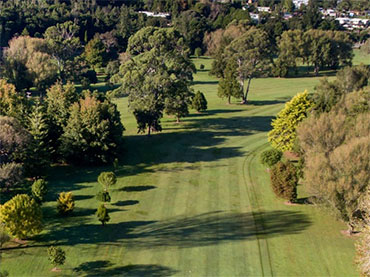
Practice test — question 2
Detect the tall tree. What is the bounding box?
[44,21,81,80]
[225,27,271,104]
[217,61,242,104]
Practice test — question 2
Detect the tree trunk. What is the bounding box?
[147,125,151,136]
[228,96,231,104]
[176,116,180,123]
[243,77,252,104]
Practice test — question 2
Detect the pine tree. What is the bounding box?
[27,102,51,177]
[192,91,208,112]
[217,62,242,104]
[31,179,48,203]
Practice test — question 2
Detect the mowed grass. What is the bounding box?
[1,56,364,276]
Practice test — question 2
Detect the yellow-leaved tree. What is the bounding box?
[268,90,313,152]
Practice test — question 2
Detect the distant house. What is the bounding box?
[138,11,170,19]
[257,7,271,13]
[250,13,260,22]
[292,0,308,9]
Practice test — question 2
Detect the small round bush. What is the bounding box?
[47,246,66,268]
[270,161,298,202]
[260,149,282,167]
[98,171,117,189]
[31,179,48,203]
[96,190,111,203]
[200,64,205,70]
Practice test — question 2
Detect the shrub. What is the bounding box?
[200,64,205,70]
[57,192,75,215]
[96,190,111,203]
[192,91,208,112]
[0,162,24,191]
[47,246,66,268]
[270,161,298,202]
[260,149,282,167]
[96,204,110,226]
[97,172,117,189]
[31,179,47,203]
[0,194,42,239]
[194,47,202,58]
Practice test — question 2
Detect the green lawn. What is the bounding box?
[1,58,360,276]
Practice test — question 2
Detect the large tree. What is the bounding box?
[298,88,370,233]
[60,91,124,164]
[225,27,271,104]
[217,61,242,104]
[117,27,195,134]
[1,36,58,91]
[44,21,81,80]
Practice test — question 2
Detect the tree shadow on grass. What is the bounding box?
[192,80,219,85]
[114,200,139,207]
[39,210,310,248]
[73,261,178,277]
[248,99,290,106]
[120,185,156,192]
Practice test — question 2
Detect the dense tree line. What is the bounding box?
[264,65,370,273]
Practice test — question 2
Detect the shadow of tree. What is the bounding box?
[39,210,311,248]
[73,261,178,277]
[114,200,139,207]
[120,186,156,192]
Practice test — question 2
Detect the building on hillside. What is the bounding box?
[138,11,170,18]
[292,0,308,9]
[257,6,271,13]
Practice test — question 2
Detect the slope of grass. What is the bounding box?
[1,58,357,276]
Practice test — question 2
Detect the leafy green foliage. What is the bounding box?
[194,47,202,57]
[98,172,117,189]
[47,246,66,267]
[268,91,313,152]
[0,223,11,248]
[192,91,208,112]
[60,92,124,164]
[96,204,110,226]
[0,163,24,191]
[96,190,111,203]
[26,103,51,176]
[0,194,42,239]
[83,36,106,69]
[57,192,74,215]
[225,27,271,103]
[217,61,242,104]
[260,149,283,168]
[31,179,47,203]
[270,161,298,202]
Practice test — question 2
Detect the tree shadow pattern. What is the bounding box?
[38,210,311,249]
[73,261,178,277]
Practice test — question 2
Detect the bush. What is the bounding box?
[97,172,117,189]
[0,194,42,239]
[0,162,24,191]
[194,47,202,58]
[47,246,66,268]
[96,190,111,203]
[200,64,205,70]
[31,179,47,203]
[96,204,110,226]
[260,149,282,167]
[270,161,298,202]
[57,192,75,215]
[192,91,208,112]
